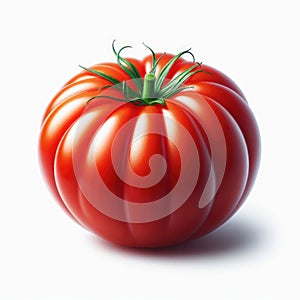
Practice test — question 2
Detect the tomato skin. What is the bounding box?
[39,54,260,248]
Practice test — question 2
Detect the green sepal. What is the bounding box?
[79,65,121,85]
[155,49,195,92]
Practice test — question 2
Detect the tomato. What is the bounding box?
[38,42,260,248]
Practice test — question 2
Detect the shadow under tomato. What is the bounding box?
[88,216,266,259]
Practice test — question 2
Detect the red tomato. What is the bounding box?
[38,42,260,247]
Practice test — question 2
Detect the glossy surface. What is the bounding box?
[38,54,261,248]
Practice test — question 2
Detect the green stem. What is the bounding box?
[83,42,206,106]
[142,73,156,101]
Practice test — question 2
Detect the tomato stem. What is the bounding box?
[82,41,208,106]
[142,73,156,101]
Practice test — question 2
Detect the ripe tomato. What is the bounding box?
[39,42,260,248]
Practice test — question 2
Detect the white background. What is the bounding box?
[2,1,300,299]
